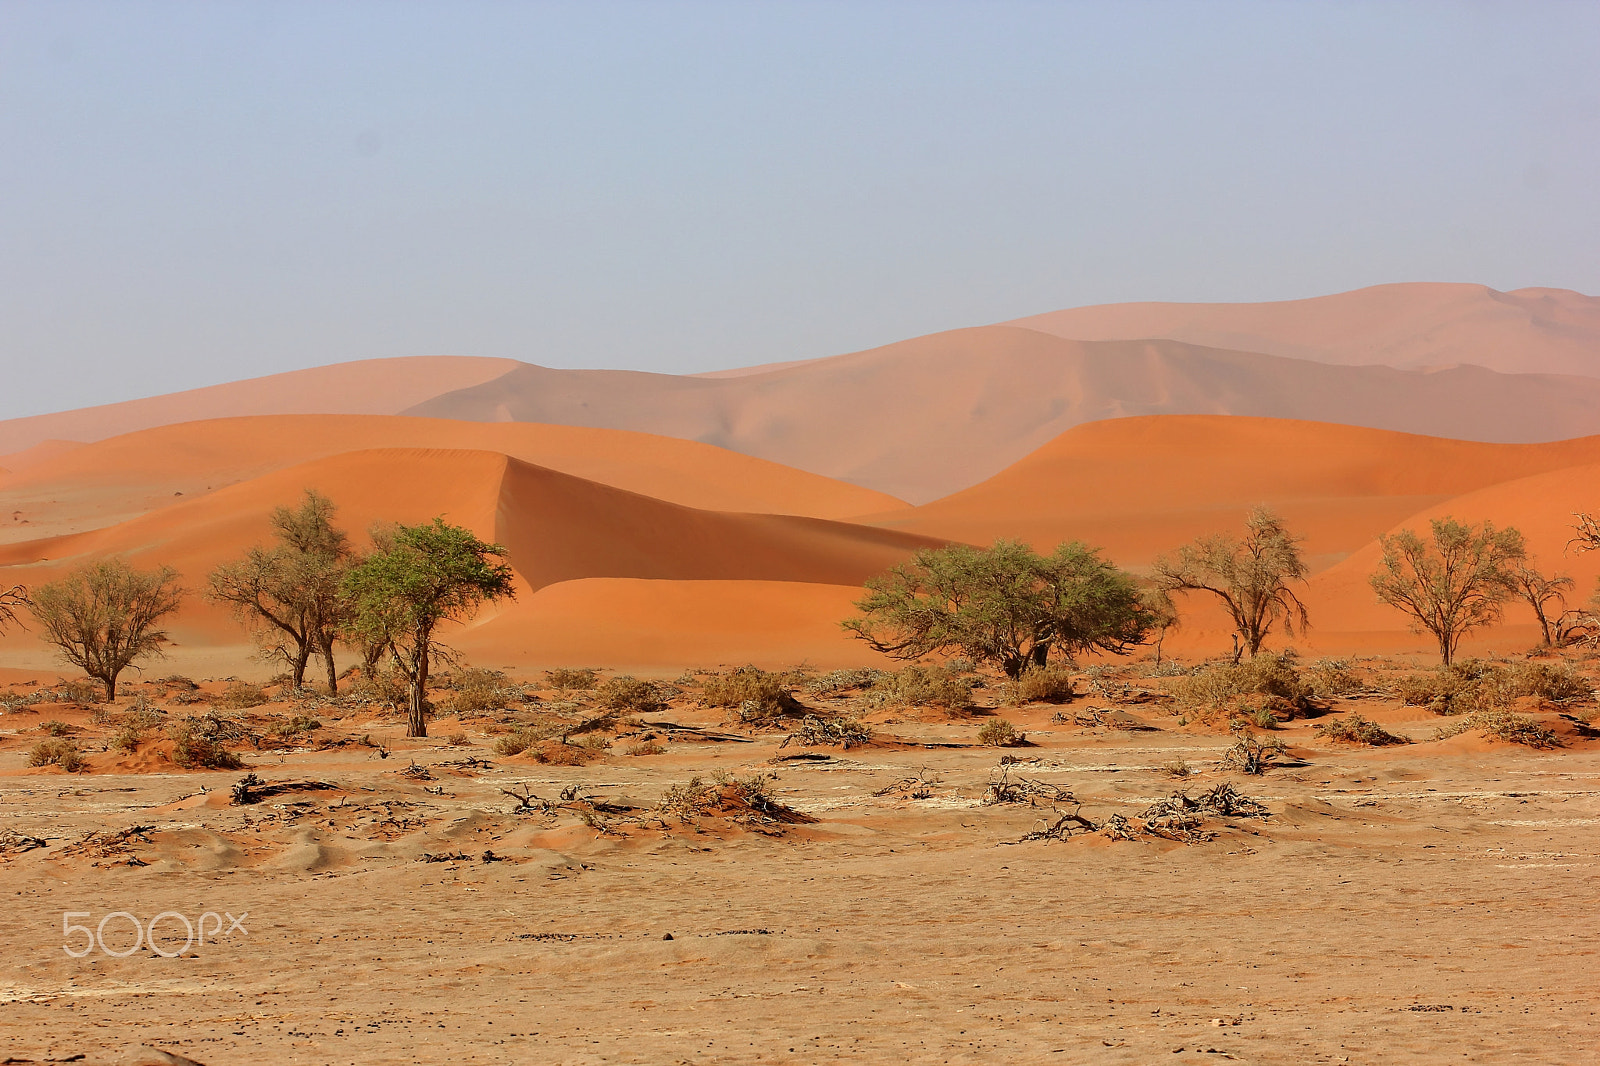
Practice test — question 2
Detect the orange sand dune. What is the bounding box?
[454,579,892,673]
[410,327,1600,502]
[0,355,518,457]
[1010,282,1600,377]
[0,414,903,545]
[0,447,940,665]
[863,416,1600,573]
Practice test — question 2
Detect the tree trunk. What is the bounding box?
[1438,629,1453,667]
[317,632,338,696]
[100,672,117,702]
[290,643,312,688]
[407,632,430,738]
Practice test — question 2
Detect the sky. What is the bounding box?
[2,1,1598,419]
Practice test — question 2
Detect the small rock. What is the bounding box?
[662,933,674,941]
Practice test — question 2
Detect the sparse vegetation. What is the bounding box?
[699,666,802,721]
[1167,651,1311,723]
[804,668,883,698]
[1153,507,1310,659]
[1313,712,1411,746]
[212,681,269,710]
[656,771,814,830]
[1369,517,1526,665]
[846,539,1155,678]
[1396,659,1592,716]
[595,675,666,715]
[1012,663,1076,704]
[1434,709,1562,748]
[38,719,78,737]
[860,665,975,711]
[780,715,873,749]
[167,721,246,770]
[624,740,666,756]
[445,669,521,715]
[28,737,86,772]
[977,718,1025,747]
[1303,658,1363,698]
[1219,727,1290,774]
[29,557,185,701]
[543,668,599,693]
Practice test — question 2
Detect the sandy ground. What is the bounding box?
[2,680,1597,1064]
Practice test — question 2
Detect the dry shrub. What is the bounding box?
[1012,664,1076,704]
[110,724,142,753]
[595,676,666,715]
[167,722,245,770]
[212,682,268,710]
[59,679,106,704]
[445,669,521,715]
[1219,727,1289,774]
[543,667,599,693]
[699,666,803,722]
[446,732,469,746]
[1304,658,1363,698]
[350,669,409,705]
[780,715,873,749]
[266,715,321,740]
[38,719,78,737]
[1398,660,1593,716]
[1313,712,1411,747]
[977,718,1025,747]
[1168,652,1311,722]
[625,740,666,756]
[804,668,884,698]
[1434,710,1561,748]
[529,740,600,766]
[656,771,814,830]
[862,666,974,711]
[28,738,86,772]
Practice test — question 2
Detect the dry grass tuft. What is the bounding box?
[28,738,86,772]
[977,718,1026,747]
[1313,712,1411,747]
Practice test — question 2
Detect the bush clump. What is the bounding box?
[595,676,666,716]
[212,682,268,710]
[110,724,143,753]
[445,669,522,715]
[862,666,975,711]
[167,723,245,770]
[28,738,86,772]
[38,719,79,737]
[1304,658,1364,698]
[1167,651,1312,722]
[1435,710,1562,748]
[1398,660,1593,716]
[1313,712,1411,747]
[804,668,885,697]
[266,715,322,740]
[977,718,1025,747]
[780,715,873,749]
[1012,664,1076,704]
[543,667,599,693]
[699,666,803,722]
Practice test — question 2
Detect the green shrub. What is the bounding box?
[28,738,86,772]
[1013,664,1076,704]
[977,718,1025,747]
[1313,713,1410,747]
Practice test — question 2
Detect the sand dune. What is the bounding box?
[0,355,518,457]
[863,415,1600,573]
[408,327,1600,501]
[0,414,903,545]
[0,446,941,665]
[1010,282,1600,377]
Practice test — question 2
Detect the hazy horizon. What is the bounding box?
[3,1,1598,418]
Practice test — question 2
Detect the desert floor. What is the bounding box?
[1,670,1597,1065]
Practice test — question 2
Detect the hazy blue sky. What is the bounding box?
[2,1,1597,418]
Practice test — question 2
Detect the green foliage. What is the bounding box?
[1153,507,1309,658]
[207,490,353,692]
[1313,713,1411,746]
[845,539,1153,678]
[343,519,516,737]
[977,718,1025,747]
[1369,517,1526,665]
[30,557,184,700]
[28,737,86,772]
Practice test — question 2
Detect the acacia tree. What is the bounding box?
[0,584,25,632]
[1509,562,1574,647]
[843,539,1153,679]
[1151,507,1310,659]
[208,490,352,692]
[342,519,515,737]
[30,558,184,700]
[1369,517,1525,666]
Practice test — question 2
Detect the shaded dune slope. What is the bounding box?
[1010,282,1600,377]
[409,327,1600,502]
[0,414,903,545]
